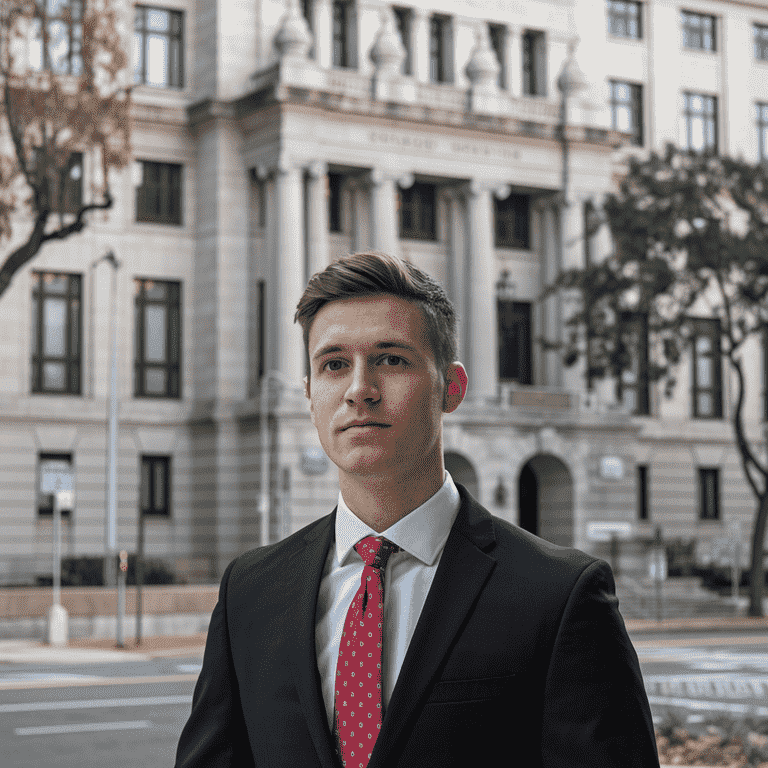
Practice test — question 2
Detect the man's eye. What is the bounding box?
[323,360,345,372]
[381,355,405,366]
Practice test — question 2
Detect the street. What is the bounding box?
[0,654,201,768]
[2,631,768,765]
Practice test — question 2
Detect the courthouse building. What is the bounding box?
[1,0,768,584]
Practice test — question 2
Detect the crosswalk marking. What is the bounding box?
[644,674,768,699]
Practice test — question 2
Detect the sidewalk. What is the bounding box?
[0,633,207,664]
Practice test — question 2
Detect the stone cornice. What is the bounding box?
[186,98,238,130]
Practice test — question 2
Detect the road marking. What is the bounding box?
[633,635,768,649]
[647,695,768,717]
[15,720,152,736]
[636,648,768,671]
[0,672,199,691]
[0,673,97,683]
[176,663,202,674]
[0,694,192,713]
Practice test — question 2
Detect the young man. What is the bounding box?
[175,252,659,768]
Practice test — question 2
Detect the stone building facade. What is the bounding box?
[1,0,767,584]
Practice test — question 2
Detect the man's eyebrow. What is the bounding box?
[312,341,419,361]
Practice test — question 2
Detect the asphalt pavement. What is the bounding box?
[2,621,768,766]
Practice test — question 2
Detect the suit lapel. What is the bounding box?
[370,486,497,768]
[286,509,341,768]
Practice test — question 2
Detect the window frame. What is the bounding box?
[135,160,183,226]
[497,299,533,385]
[606,0,642,40]
[488,23,507,90]
[758,103,768,163]
[140,454,171,517]
[331,0,356,69]
[609,80,644,147]
[393,7,413,76]
[690,317,723,419]
[398,181,437,241]
[429,14,453,84]
[133,5,185,89]
[698,467,720,521]
[617,311,650,416]
[682,92,718,154]
[31,271,82,396]
[522,29,547,97]
[494,193,530,249]
[133,278,182,399]
[681,9,716,52]
[328,172,344,233]
[756,24,768,61]
[30,0,84,76]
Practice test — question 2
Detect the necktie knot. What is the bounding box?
[354,536,400,571]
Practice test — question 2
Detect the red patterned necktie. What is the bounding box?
[334,535,401,768]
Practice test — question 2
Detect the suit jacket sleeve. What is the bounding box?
[540,559,660,768]
[174,559,256,768]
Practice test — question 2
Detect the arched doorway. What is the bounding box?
[518,454,573,547]
[444,452,480,500]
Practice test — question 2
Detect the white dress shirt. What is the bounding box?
[314,470,461,730]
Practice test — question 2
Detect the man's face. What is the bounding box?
[304,295,463,482]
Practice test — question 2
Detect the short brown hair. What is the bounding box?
[294,252,458,391]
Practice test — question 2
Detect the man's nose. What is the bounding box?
[345,362,380,403]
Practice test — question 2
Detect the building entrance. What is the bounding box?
[518,454,573,547]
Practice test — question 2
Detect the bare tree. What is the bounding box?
[0,0,131,297]
[549,144,768,616]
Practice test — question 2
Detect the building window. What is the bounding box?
[429,14,453,84]
[691,318,722,418]
[29,0,83,75]
[136,161,183,225]
[328,172,343,233]
[133,6,184,88]
[31,272,82,395]
[399,182,436,240]
[38,453,73,518]
[698,467,720,521]
[617,312,650,416]
[31,150,84,216]
[393,7,412,76]
[637,465,649,520]
[134,279,181,398]
[610,80,643,146]
[488,23,507,89]
[498,301,533,385]
[682,10,716,52]
[494,193,530,249]
[756,24,768,61]
[758,103,768,163]
[681,93,717,153]
[332,0,356,68]
[522,30,547,96]
[607,1,642,39]
[141,455,171,516]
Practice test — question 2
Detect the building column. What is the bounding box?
[507,26,521,98]
[270,158,305,384]
[369,169,407,256]
[445,189,466,360]
[315,0,332,69]
[464,180,499,402]
[306,161,329,279]
[349,177,370,252]
[412,8,430,83]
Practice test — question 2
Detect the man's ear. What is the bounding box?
[443,363,468,414]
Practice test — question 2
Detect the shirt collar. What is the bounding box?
[334,470,461,567]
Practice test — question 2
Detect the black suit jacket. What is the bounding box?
[175,483,660,767]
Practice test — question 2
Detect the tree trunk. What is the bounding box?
[748,493,768,616]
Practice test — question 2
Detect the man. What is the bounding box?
[175,251,659,767]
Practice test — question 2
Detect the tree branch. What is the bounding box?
[731,355,767,498]
[0,209,48,297]
[40,190,113,244]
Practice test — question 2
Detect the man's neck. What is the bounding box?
[339,469,445,533]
